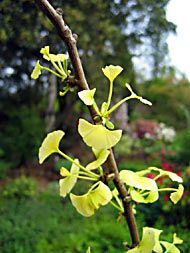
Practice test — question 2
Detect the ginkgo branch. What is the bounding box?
[35,0,139,247]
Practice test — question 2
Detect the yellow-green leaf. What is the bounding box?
[59,159,80,197]
[78,88,96,106]
[170,184,184,204]
[153,228,163,253]
[105,119,115,130]
[31,60,42,79]
[127,227,156,253]
[40,46,49,56]
[173,234,183,245]
[120,170,158,191]
[86,247,91,253]
[60,167,71,177]
[70,193,95,217]
[40,46,68,63]
[78,119,122,150]
[149,167,183,183]
[86,149,110,170]
[89,182,112,209]
[39,130,65,164]
[56,54,68,62]
[44,53,68,63]
[102,65,123,82]
[131,189,159,204]
[70,182,112,217]
[160,241,180,253]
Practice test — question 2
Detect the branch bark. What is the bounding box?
[35,0,139,247]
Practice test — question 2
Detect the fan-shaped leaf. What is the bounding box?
[160,241,180,253]
[127,227,156,253]
[70,193,94,217]
[70,181,112,217]
[78,119,122,150]
[170,184,184,204]
[59,159,80,197]
[120,170,158,191]
[31,60,42,79]
[39,130,65,164]
[173,234,183,245]
[40,46,49,56]
[89,182,112,209]
[78,88,96,106]
[102,65,123,82]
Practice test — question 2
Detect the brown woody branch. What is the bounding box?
[35,0,139,247]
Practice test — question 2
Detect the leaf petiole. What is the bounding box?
[42,66,63,78]
[110,200,124,212]
[106,80,113,111]
[58,150,99,179]
[106,94,138,115]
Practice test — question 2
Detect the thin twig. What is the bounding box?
[35,0,139,246]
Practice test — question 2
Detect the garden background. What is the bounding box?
[0,0,190,252]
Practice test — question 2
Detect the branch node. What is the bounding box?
[56,8,63,16]
[123,195,132,203]
[73,33,78,41]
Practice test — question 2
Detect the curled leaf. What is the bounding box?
[170,184,184,204]
[160,241,180,253]
[39,130,65,164]
[59,159,80,197]
[120,170,158,191]
[131,189,159,204]
[70,193,94,217]
[89,181,112,209]
[70,181,112,217]
[86,149,110,170]
[173,234,183,245]
[78,88,96,106]
[78,119,122,150]
[102,65,123,82]
[149,167,183,183]
[31,60,43,79]
[127,227,156,253]
[40,45,50,56]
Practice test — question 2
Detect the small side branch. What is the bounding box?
[35,0,139,246]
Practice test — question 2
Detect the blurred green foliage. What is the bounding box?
[171,129,190,165]
[0,180,187,252]
[2,175,37,199]
[139,75,190,129]
[0,106,44,167]
[0,185,139,253]
[0,149,12,179]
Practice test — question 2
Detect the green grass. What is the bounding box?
[0,180,188,253]
[0,185,137,253]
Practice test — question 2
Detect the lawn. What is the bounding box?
[0,178,188,253]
